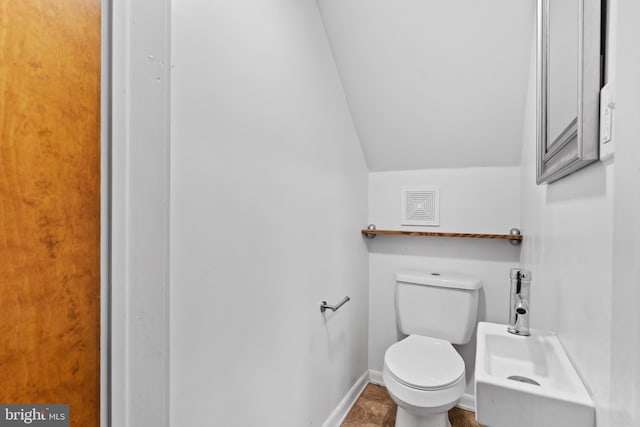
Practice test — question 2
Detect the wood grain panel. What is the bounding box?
[0,0,101,426]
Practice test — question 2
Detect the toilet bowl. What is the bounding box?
[386,270,481,427]
[383,335,466,427]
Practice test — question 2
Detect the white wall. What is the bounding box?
[519,23,615,423]
[519,1,640,425]
[367,167,521,397]
[169,1,369,426]
[606,0,640,425]
[317,0,534,171]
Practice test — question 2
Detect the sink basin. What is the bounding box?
[475,322,594,427]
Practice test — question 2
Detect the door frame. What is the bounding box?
[100,0,111,424]
[105,0,171,426]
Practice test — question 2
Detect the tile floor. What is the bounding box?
[342,384,483,427]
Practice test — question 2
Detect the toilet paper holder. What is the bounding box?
[320,296,350,313]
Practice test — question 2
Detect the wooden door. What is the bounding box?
[0,1,101,426]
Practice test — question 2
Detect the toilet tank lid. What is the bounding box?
[396,270,482,290]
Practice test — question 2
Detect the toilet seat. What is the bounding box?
[384,335,465,391]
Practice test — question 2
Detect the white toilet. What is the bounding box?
[382,270,482,427]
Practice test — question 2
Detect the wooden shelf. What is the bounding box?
[361,229,523,241]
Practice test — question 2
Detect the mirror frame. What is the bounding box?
[536,0,602,184]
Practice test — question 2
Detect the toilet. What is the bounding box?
[382,270,482,427]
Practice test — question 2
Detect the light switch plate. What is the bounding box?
[599,83,615,161]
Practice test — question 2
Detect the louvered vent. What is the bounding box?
[401,186,440,226]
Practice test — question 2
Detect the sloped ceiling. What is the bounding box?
[317,0,536,171]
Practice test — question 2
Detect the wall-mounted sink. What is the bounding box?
[475,322,594,427]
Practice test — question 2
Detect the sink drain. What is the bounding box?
[507,375,540,386]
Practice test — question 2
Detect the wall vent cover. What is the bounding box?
[401,186,440,226]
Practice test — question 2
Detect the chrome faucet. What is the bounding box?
[508,268,531,336]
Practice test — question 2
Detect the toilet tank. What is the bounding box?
[395,270,482,345]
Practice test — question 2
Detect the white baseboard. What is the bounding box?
[322,371,369,427]
[323,369,476,427]
[457,393,476,412]
[366,369,476,412]
[368,369,384,385]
